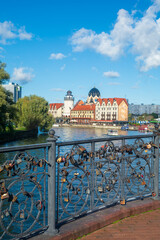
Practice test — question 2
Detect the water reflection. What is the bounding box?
[0,127,150,148]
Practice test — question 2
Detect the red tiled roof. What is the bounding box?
[72,104,95,111]
[49,103,63,110]
[97,98,128,106]
[114,98,128,106]
[74,100,84,107]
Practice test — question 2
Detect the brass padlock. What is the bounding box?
[64,197,69,202]
[98,186,103,193]
[57,157,63,163]
[38,159,43,167]
[20,210,25,219]
[141,180,146,185]
[120,199,126,205]
[106,185,111,191]
[17,158,22,164]
[1,192,9,200]
[61,178,66,183]
[0,165,4,173]
[5,163,13,171]
[74,172,79,176]
[12,195,18,203]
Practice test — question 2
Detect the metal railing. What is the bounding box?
[0,129,159,239]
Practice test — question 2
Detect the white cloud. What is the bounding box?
[107,82,120,86]
[11,67,35,84]
[50,88,66,92]
[49,53,66,60]
[103,71,120,78]
[70,0,160,72]
[0,21,33,44]
[60,64,66,71]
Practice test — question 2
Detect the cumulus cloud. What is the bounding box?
[11,67,35,84]
[0,21,33,44]
[49,53,66,60]
[50,88,66,92]
[70,0,160,72]
[103,71,120,78]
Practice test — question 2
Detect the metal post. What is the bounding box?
[46,129,58,235]
[121,138,125,202]
[153,133,159,200]
[90,142,95,210]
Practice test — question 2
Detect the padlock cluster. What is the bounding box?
[0,152,51,177]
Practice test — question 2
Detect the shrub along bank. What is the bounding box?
[0,128,38,144]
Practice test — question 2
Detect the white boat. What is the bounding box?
[52,124,60,127]
[107,129,118,136]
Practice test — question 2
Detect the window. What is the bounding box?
[107,113,111,120]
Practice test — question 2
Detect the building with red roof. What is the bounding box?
[49,103,64,118]
[96,98,128,122]
[70,103,95,124]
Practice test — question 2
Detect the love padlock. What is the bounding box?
[36,200,43,210]
[0,165,4,173]
[1,192,9,200]
[16,158,22,164]
[98,186,103,193]
[20,210,25,219]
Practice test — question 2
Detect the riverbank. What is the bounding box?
[60,123,138,131]
[0,128,38,144]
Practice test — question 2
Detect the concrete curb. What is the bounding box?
[32,198,160,240]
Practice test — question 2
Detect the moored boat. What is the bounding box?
[107,129,118,136]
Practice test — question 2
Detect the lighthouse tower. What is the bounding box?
[63,90,74,117]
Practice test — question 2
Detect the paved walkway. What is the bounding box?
[32,198,160,240]
[80,208,160,240]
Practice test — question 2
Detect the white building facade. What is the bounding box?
[63,90,74,117]
[95,98,128,121]
[49,103,64,118]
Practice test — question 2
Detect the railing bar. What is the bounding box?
[0,143,51,153]
[43,147,47,227]
[56,146,60,224]
[56,134,155,147]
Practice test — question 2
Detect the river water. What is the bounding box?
[0,127,150,148]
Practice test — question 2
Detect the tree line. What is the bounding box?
[0,62,53,133]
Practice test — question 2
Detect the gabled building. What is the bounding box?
[49,103,64,118]
[95,98,128,122]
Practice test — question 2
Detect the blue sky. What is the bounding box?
[0,0,160,104]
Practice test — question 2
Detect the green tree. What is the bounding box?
[0,62,17,132]
[0,62,10,84]
[16,95,53,131]
[0,86,17,132]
